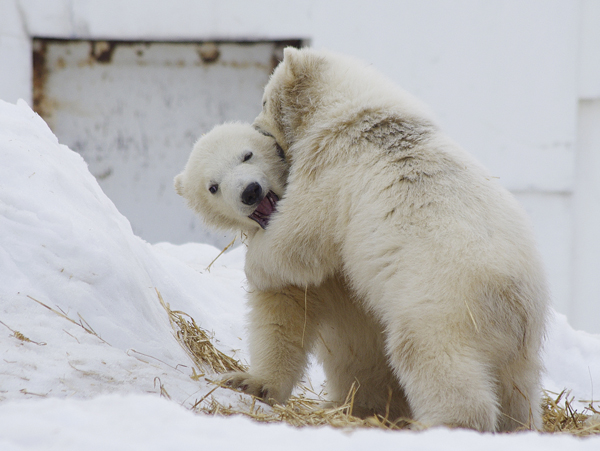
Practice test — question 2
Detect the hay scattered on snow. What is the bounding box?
[159,291,600,435]
[194,378,419,430]
[27,295,108,345]
[158,289,246,375]
[0,320,46,346]
[197,391,411,430]
[542,390,600,436]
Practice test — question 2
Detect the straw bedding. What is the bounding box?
[159,291,600,436]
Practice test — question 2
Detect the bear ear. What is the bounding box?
[283,46,299,62]
[283,47,302,77]
[282,47,322,81]
[174,174,184,196]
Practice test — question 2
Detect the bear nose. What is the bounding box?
[241,182,263,206]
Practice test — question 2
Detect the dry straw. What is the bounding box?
[0,320,46,346]
[158,290,600,435]
[542,390,600,436]
[157,289,245,374]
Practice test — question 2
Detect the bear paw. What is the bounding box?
[220,371,286,405]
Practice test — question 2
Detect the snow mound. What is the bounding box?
[0,99,248,404]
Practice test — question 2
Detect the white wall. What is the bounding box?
[572,0,600,336]
[1,0,598,333]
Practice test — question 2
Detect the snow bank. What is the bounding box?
[1,99,599,449]
[0,99,247,404]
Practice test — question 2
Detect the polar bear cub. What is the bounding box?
[175,123,410,420]
[246,48,549,432]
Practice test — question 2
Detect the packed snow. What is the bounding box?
[1,99,599,450]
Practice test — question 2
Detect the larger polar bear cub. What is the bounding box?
[176,123,410,420]
[246,48,549,432]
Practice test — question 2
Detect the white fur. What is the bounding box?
[175,123,287,232]
[175,122,410,420]
[244,48,549,432]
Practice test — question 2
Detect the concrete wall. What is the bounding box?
[1,0,599,333]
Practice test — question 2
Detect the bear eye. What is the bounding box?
[242,151,253,162]
[275,142,285,160]
[208,184,218,194]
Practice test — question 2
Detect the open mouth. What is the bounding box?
[248,191,279,229]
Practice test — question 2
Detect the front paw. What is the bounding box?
[220,371,286,405]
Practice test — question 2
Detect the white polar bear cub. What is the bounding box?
[176,123,411,421]
[246,48,549,432]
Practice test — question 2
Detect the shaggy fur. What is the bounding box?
[243,48,550,432]
[175,123,410,420]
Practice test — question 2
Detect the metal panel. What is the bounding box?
[33,39,297,246]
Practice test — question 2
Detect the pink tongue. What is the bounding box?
[248,191,279,229]
[255,194,275,216]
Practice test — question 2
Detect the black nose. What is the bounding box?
[241,182,263,205]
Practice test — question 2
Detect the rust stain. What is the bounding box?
[32,38,305,120]
[90,41,117,64]
[32,40,48,117]
[220,60,270,71]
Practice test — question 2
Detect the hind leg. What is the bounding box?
[315,285,411,420]
[317,336,410,420]
[384,309,501,431]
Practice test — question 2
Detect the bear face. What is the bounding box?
[174,123,288,232]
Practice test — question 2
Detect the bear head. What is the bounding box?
[253,47,435,155]
[253,47,327,154]
[174,123,288,232]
